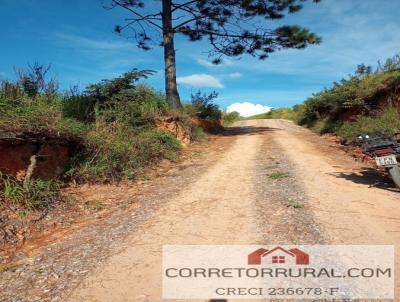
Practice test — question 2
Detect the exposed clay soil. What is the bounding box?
[1,119,400,302]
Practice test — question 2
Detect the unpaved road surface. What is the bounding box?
[2,119,400,301]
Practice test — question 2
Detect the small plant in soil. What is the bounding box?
[269,171,290,180]
[85,200,106,212]
[287,198,304,209]
[1,175,61,211]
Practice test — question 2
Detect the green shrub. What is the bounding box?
[269,171,290,180]
[338,107,400,142]
[185,90,222,120]
[0,175,60,210]
[62,93,96,123]
[296,55,400,128]
[62,72,168,126]
[309,118,341,134]
[191,125,207,141]
[139,130,181,159]
[96,84,168,127]
[67,127,181,182]
[222,111,240,125]
[0,92,87,138]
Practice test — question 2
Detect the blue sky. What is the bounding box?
[1,0,400,112]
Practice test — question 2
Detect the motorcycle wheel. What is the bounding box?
[387,165,400,189]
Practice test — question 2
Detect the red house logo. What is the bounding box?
[248,246,309,265]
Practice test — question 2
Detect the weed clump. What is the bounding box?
[222,111,240,126]
[269,171,290,180]
[338,107,400,142]
[0,174,60,210]
[287,198,303,209]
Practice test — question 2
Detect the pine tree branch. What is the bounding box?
[112,0,163,30]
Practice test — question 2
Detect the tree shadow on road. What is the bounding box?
[223,126,282,136]
[329,168,399,193]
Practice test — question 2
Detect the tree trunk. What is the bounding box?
[162,0,182,110]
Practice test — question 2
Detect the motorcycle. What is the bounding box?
[358,133,400,188]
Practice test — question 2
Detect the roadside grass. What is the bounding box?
[337,107,400,142]
[0,174,61,211]
[222,111,240,126]
[309,118,342,135]
[0,92,88,139]
[183,90,221,120]
[191,126,208,141]
[297,66,400,130]
[66,128,181,183]
[84,200,106,212]
[269,171,290,180]
[245,108,299,121]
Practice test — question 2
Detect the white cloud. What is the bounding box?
[177,74,224,88]
[227,72,242,79]
[226,102,272,117]
[197,58,233,68]
[55,32,132,50]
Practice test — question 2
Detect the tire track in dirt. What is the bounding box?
[252,119,325,245]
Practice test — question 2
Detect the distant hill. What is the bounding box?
[244,108,297,121]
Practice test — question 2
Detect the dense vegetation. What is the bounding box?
[0,65,223,210]
[253,54,400,142]
[182,90,239,126]
[184,91,222,120]
[222,111,241,126]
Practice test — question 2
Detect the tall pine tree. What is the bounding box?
[108,0,322,109]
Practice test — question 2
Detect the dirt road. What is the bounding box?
[2,119,400,301]
[68,119,400,301]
